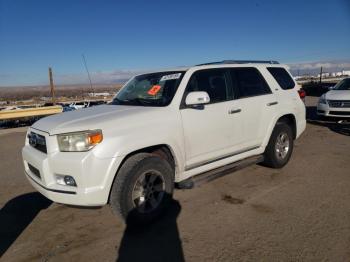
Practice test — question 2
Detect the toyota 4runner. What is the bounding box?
[22,60,306,224]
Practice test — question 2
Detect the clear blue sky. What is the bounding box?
[0,0,349,86]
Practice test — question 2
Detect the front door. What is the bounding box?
[180,68,243,170]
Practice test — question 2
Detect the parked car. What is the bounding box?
[85,100,106,108]
[62,105,76,112]
[317,78,350,118]
[2,106,20,111]
[22,60,306,224]
[69,101,87,110]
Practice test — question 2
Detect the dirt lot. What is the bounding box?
[1,97,350,261]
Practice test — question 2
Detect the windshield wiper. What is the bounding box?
[111,97,155,106]
[110,97,127,105]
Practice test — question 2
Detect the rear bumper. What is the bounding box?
[296,118,306,139]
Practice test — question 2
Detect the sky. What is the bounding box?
[0,0,350,86]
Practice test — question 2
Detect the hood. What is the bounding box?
[325,90,350,100]
[32,105,157,135]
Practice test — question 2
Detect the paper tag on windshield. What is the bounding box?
[148,85,162,95]
[160,73,182,81]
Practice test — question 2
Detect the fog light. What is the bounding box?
[55,175,77,187]
[64,176,77,187]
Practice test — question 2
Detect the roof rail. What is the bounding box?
[196,60,279,66]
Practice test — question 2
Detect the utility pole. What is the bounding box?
[319,66,323,84]
[48,67,56,105]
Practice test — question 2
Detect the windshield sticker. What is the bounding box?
[160,73,182,81]
[147,85,162,95]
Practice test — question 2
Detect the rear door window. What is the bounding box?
[267,67,295,90]
[229,68,272,98]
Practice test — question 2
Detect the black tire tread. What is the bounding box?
[110,153,150,219]
[109,153,174,223]
[263,122,294,168]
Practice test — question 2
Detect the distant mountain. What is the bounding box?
[287,59,350,76]
[0,84,122,101]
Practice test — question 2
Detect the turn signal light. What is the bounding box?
[88,132,103,145]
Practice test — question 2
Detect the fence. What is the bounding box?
[0,106,62,120]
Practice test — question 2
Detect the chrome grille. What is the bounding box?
[329,111,350,116]
[328,100,350,108]
[28,132,47,153]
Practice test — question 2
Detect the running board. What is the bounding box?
[177,155,264,189]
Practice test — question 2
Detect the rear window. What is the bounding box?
[267,67,295,90]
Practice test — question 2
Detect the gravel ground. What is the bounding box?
[0,97,350,262]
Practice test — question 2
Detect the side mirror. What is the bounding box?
[185,91,210,106]
[328,86,334,90]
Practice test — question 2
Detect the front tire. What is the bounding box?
[263,122,294,168]
[317,114,327,121]
[109,153,174,225]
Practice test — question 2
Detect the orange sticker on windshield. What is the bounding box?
[148,85,161,95]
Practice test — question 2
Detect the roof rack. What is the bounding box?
[196,60,279,66]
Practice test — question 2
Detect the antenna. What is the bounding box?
[82,54,94,96]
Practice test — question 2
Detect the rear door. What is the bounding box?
[229,67,277,148]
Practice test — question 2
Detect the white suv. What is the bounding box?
[22,60,306,224]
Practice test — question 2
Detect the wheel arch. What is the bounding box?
[263,113,297,148]
[262,114,296,168]
[277,114,297,139]
[107,144,178,204]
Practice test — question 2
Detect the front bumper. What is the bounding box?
[317,102,350,118]
[22,128,123,206]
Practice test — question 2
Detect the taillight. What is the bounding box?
[298,89,306,99]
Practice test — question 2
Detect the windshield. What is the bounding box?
[110,71,185,107]
[334,78,350,90]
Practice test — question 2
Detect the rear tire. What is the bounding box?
[109,153,174,225]
[263,122,294,168]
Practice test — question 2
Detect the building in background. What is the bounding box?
[342,70,350,76]
[88,92,110,97]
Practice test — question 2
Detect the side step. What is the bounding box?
[177,155,264,189]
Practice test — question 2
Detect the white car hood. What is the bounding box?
[325,90,350,100]
[32,105,157,135]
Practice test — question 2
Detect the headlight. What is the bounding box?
[319,96,327,104]
[57,130,103,152]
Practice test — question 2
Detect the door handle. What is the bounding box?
[267,101,278,106]
[228,109,241,114]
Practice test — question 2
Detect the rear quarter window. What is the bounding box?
[267,67,295,90]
